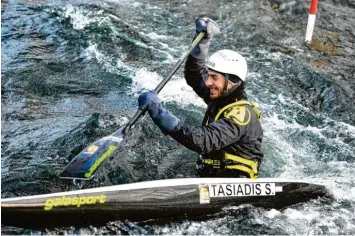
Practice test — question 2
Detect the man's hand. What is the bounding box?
[138,92,180,134]
[191,17,220,59]
[195,17,220,39]
[138,91,160,112]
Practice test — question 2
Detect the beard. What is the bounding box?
[209,86,223,100]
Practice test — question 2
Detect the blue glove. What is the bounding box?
[191,17,220,59]
[195,17,220,38]
[138,92,180,134]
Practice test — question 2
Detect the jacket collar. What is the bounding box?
[212,86,247,109]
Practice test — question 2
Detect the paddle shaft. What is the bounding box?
[124,32,206,133]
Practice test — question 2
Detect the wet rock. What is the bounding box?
[280,0,307,14]
[268,0,307,14]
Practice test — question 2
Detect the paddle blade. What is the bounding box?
[59,127,126,180]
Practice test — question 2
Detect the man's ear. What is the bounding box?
[227,82,234,90]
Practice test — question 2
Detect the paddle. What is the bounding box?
[60,32,206,180]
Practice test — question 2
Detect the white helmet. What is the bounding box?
[206,49,248,83]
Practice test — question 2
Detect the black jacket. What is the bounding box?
[168,55,263,174]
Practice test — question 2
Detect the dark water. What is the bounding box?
[1,0,355,234]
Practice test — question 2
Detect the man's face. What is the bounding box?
[205,71,227,100]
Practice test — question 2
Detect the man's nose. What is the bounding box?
[204,76,213,86]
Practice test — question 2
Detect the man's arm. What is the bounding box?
[168,105,260,154]
[184,55,210,104]
[184,18,220,104]
[138,93,261,155]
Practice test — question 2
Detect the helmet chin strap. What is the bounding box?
[221,74,242,98]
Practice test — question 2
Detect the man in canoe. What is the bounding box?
[138,18,263,179]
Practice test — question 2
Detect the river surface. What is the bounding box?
[1,0,355,234]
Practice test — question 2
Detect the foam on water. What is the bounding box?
[264,208,281,219]
[155,219,231,235]
[137,32,177,63]
[105,0,142,8]
[61,5,105,30]
[131,68,207,108]
[59,3,186,83]
[83,43,133,75]
[262,113,304,178]
[262,104,354,179]
[259,199,355,235]
[145,32,169,40]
